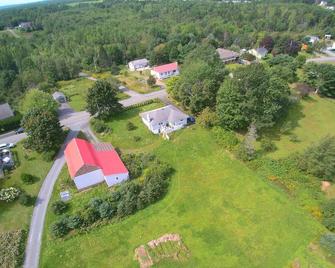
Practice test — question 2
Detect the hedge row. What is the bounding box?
[0,113,22,134]
[0,229,27,268]
[123,98,160,111]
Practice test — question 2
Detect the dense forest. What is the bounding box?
[0,0,335,106]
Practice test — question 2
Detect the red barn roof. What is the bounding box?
[64,138,128,178]
[152,62,178,73]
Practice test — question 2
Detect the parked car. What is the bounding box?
[0,143,15,150]
[15,127,24,134]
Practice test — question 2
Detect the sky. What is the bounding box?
[0,0,46,7]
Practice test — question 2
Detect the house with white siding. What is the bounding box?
[128,58,150,71]
[150,62,179,80]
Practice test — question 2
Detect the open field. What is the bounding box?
[57,78,128,111]
[117,69,161,94]
[94,102,165,150]
[0,143,53,232]
[264,94,335,158]
[41,114,329,267]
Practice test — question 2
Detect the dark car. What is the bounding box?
[15,127,24,134]
[187,116,196,125]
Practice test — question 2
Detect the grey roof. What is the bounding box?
[255,47,268,56]
[140,105,189,125]
[129,58,149,66]
[216,48,239,60]
[52,91,65,99]
[0,103,14,120]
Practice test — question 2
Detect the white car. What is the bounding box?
[0,143,15,150]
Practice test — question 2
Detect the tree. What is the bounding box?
[51,201,69,215]
[86,80,122,119]
[285,39,301,56]
[147,75,156,87]
[297,136,335,181]
[21,89,58,115]
[18,192,34,206]
[197,107,219,128]
[216,64,290,130]
[21,173,39,184]
[51,217,70,238]
[22,108,63,153]
[260,36,274,51]
[0,187,21,203]
[98,201,116,219]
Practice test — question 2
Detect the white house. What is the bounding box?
[64,138,129,191]
[216,48,239,63]
[150,62,179,80]
[140,105,189,134]
[249,47,268,60]
[306,35,320,45]
[128,58,149,71]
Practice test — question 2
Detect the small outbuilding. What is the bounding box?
[249,47,268,60]
[128,58,150,71]
[0,103,14,120]
[52,92,66,103]
[140,105,189,134]
[65,138,129,191]
[216,48,239,64]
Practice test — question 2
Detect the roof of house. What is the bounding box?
[254,47,268,56]
[0,103,14,120]
[152,62,178,73]
[140,105,189,125]
[216,48,239,60]
[129,58,149,66]
[64,138,128,178]
[52,91,65,99]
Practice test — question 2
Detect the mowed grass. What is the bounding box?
[41,126,328,267]
[95,102,165,150]
[265,94,335,158]
[0,143,53,232]
[57,78,128,112]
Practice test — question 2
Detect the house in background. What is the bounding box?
[325,34,332,40]
[140,105,189,134]
[65,138,129,191]
[151,62,179,80]
[18,22,33,31]
[0,103,14,121]
[128,58,150,71]
[52,92,66,103]
[249,47,268,60]
[305,35,320,45]
[216,48,239,64]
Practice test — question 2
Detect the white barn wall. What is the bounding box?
[104,172,129,187]
[74,169,105,190]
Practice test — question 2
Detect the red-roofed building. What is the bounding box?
[64,138,129,190]
[151,62,179,80]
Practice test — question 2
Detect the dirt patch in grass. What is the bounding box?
[134,233,190,267]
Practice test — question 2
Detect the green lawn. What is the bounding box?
[264,94,335,158]
[94,102,165,151]
[0,143,53,232]
[117,69,161,94]
[41,121,330,267]
[57,78,128,112]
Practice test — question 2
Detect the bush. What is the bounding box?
[0,113,22,134]
[18,192,34,206]
[212,126,239,150]
[91,119,112,133]
[41,150,57,162]
[67,215,83,229]
[322,199,335,231]
[126,121,137,131]
[51,217,70,238]
[0,229,26,268]
[147,75,156,86]
[289,134,300,143]
[21,173,39,184]
[320,233,335,255]
[99,201,116,219]
[260,138,277,152]
[0,187,21,202]
[197,107,219,129]
[133,136,141,142]
[51,201,69,215]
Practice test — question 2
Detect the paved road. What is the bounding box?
[307,56,335,63]
[0,131,26,145]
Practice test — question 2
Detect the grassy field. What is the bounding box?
[95,102,165,150]
[57,78,128,111]
[117,69,161,94]
[41,102,330,267]
[264,94,335,158]
[0,143,53,232]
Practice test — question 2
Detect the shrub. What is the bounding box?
[197,107,219,129]
[21,173,39,184]
[51,217,70,238]
[98,201,116,219]
[212,126,239,150]
[289,134,300,143]
[80,206,100,225]
[0,187,21,202]
[126,121,136,131]
[0,113,22,134]
[91,119,111,133]
[67,215,83,229]
[51,201,69,215]
[147,75,156,86]
[42,150,57,162]
[322,199,335,231]
[320,233,335,255]
[260,138,277,152]
[18,192,34,206]
[133,136,141,142]
[0,229,26,268]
